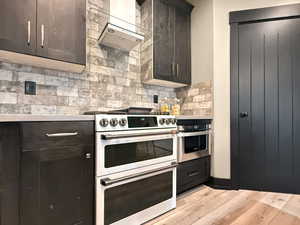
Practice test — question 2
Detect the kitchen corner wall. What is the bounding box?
[0,0,176,115]
[176,81,212,116]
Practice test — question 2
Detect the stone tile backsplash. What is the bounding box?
[0,0,176,115]
[0,0,212,116]
[176,81,213,116]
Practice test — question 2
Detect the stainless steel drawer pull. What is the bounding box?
[101,162,178,186]
[27,21,31,45]
[188,171,200,177]
[46,132,78,137]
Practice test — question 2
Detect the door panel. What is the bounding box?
[174,8,191,85]
[36,0,86,64]
[0,0,36,55]
[153,0,175,81]
[237,19,298,193]
[0,124,20,225]
[40,149,84,225]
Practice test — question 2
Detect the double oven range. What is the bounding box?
[95,114,178,225]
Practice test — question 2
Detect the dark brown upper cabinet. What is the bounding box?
[0,0,37,55]
[174,7,192,85]
[0,0,86,73]
[141,0,193,88]
[36,0,86,65]
[153,0,175,83]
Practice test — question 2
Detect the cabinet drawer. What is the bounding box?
[21,122,94,151]
[177,156,210,194]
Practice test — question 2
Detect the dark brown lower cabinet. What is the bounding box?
[177,156,211,194]
[0,124,20,225]
[0,121,95,225]
[20,122,94,225]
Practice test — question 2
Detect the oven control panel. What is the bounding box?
[96,115,177,132]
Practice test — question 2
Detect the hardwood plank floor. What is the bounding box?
[144,186,300,225]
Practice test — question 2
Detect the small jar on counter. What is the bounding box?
[171,98,181,116]
[160,97,170,115]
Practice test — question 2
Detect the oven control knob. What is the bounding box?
[99,118,109,127]
[171,119,177,125]
[110,118,118,127]
[166,118,172,125]
[119,118,127,127]
[159,118,165,125]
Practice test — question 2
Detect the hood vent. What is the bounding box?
[98,0,144,52]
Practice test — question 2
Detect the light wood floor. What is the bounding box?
[144,186,300,225]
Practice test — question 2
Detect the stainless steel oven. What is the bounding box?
[96,128,177,177]
[95,114,178,225]
[96,161,177,225]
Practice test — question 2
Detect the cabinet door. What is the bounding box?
[21,146,94,225]
[177,156,211,194]
[174,7,191,85]
[20,122,94,225]
[0,124,20,225]
[153,0,175,82]
[36,0,86,65]
[0,0,36,55]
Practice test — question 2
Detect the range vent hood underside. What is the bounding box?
[98,23,144,52]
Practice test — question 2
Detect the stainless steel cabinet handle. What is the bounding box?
[172,63,176,75]
[27,21,31,45]
[41,24,45,48]
[177,64,180,77]
[101,162,178,186]
[46,132,78,137]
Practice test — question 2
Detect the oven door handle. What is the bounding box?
[178,130,210,137]
[101,130,178,140]
[101,162,178,186]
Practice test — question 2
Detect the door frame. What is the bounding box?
[230,3,300,189]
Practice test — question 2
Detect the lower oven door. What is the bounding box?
[178,131,211,162]
[96,129,177,176]
[96,162,177,225]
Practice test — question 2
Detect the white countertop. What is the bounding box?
[176,115,213,120]
[0,114,212,122]
[0,114,95,122]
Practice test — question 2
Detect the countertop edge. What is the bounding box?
[0,115,95,122]
[176,115,213,120]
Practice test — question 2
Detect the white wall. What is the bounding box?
[188,0,214,84]
[213,0,300,179]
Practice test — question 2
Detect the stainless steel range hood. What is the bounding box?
[98,0,144,52]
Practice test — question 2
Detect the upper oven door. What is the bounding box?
[96,129,177,176]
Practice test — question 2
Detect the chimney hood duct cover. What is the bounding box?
[98,0,144,52]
